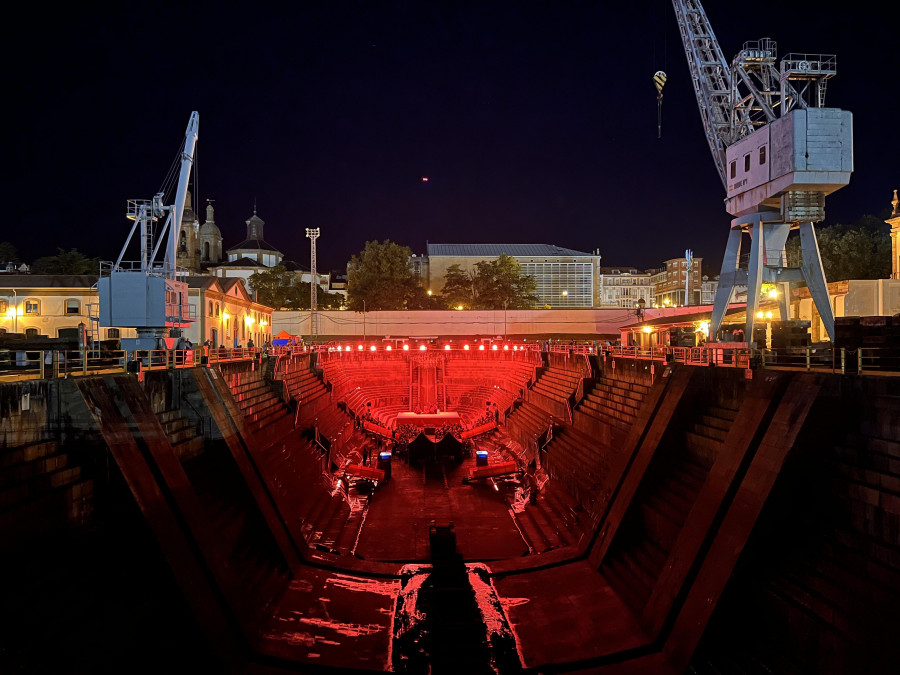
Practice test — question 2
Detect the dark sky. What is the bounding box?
[8,1,898,274]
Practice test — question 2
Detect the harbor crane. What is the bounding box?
[97,112,199,353]
[671,1,852,343]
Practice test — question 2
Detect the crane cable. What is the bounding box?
[653,0,668,139]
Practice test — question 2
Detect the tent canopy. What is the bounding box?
[274,330,294,339]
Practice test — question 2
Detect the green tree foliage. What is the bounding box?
[248,265,344,310]
[785,215,891,282]
[31,248,100,274]
[439,254,538,310]
[346,240,426,310]
[0,241,18,265]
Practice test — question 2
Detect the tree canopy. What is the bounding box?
[0,241,18,265]
[31,248,99,275]
[248,265,343,310]
[786,215,891,282]
[346,240,429,310]
[440,254,538,310]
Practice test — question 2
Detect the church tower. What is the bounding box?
[200,199,223,266]
[176,190,201,273]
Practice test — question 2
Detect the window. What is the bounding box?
[759,146,766,164]
[208,301,213,316]
[216,303,220,317]
[203,242,210,260]
[25,299,40,315]
[730,161,736,179]
[107,328,120,339]
[65,299,80,314]
[0,300,6,313]
[25,328,39,337]
[744,154,751,172]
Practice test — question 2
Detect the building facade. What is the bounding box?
[887,189,900,280]
[186,277,272,348]
[424,244,602,308]
[0,275,137,343]
[654,257,704,307]
[597,267,653,308]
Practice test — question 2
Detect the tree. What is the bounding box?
[785,217,890,282]
[438,254,538,310]
[346,240,425,310]
[248,265,303,309]
[248,265,345,310]
[0,241,18,265]
[31,248,99,274]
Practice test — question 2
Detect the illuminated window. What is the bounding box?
[744,154,750,172]
[759,146,766,164]
[730,161,736,179]
[0,300,6,313]
[65,299,80,314]
[25,299,40,315]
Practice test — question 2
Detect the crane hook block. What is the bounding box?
[654,71,667,139]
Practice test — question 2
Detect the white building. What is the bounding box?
[597,267,653,309]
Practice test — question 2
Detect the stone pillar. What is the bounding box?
[887,189,900,280]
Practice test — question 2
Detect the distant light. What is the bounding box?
[756,311,764,319]
[513,345,518,351]
[444,345,451,350]
[358,344,364,350]
[463,344,470,350]
[767,288,778,298]
[427,289,432,296]
[765,311,773,319]
[479,344,485,351]
[491,345,498,351]
[421,176,429,183]
[337,345,342,351]
[457,305,464,310]
[642,326,653,333]
[403,344,410,351]
[503,345,509,351]
[386,345,392,351]
[419,345,427,351]
[370,345,377,351]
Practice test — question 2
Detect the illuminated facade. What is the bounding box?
[597,267,653,308]
[424,243,602,308]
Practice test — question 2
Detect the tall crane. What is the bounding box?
[672,1,852,343]
[98,112,200,353]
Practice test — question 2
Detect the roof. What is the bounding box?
[0,275,100,288]
[227,238,282,254]
[599,266,647,275]
[185,276,221,290]
[211,257,268,268]
[427,243,594,258]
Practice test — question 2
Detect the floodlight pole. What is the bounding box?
[306,228,320,336]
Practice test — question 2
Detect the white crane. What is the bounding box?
[98,112,200,353]
[672,1,852,343]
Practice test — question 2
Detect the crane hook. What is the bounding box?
[654,71,667,138]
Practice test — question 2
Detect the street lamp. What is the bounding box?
[562,290,568,307]
[635,297,646,322]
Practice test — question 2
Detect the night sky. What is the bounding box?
[8,1,898,274]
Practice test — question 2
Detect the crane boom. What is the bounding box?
[671,0,732,188]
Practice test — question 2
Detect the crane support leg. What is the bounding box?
[710,226,742,340]
[798,222,835,341]
[744,216,766,345]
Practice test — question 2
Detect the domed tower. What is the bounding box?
[200,199,223,266]
[176,190,201,272]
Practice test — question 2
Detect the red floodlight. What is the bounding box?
[444,345,451,351]
[463,344,470,350]
[503,345,509,351]
[403,344,410,351]
[358,344,364,351]
[491,344,498,351]
[386,345,392,351]
[479,344,485,351]
[419,345,427,351]
[370,345,377,351]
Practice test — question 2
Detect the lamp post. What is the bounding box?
[562,290,568,308]
[636,297,646,322]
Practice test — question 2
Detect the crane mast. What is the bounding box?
[670,0,852,344]
[98,112,200,354]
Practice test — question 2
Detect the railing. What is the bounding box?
[0,346,260,381]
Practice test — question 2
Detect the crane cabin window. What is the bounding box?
[744,154,751,172]
[759,146,767,165]
[730,161,736,179]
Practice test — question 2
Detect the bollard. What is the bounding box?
[841,348,846,375]
[806,347,811,372]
